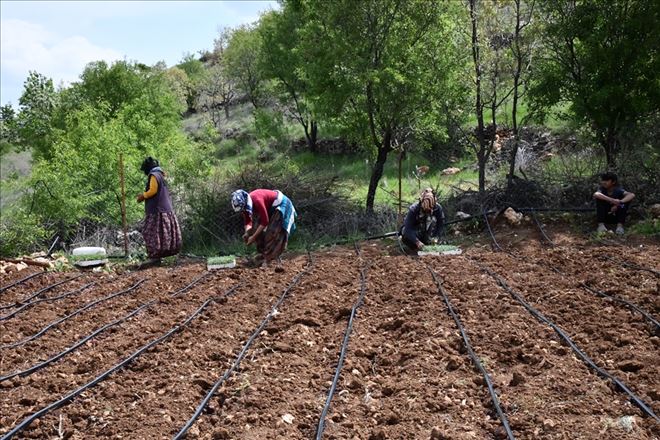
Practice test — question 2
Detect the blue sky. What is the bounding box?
[1,1,278,107]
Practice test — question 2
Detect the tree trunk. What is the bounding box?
[224,103,230,119]
[604,132,617,169]
[310,120,318,149]
[478,150,486,194]
[366,133,391,215]
[303,120,318,152]
[469,0,487,196]
[507,0,523,189]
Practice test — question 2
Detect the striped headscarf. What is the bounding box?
[420,188,436,213]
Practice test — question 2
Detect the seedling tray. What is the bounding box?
[70,247,108,267]
[207,256,237,270]
[418,245,462,256]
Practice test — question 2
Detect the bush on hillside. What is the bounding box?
[182,161,396,254]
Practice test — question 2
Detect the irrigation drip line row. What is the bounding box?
[484,214,658,330]
[544,258,660,330]
[173,262,313,440]
[468,257,659,422]
[591,237,660,277]
[315,244,368,440]
[0,271,46,294]
[1,278,145,350]
[0,282,241,440]
[0,281,97,322]
[528,208,554,246]
[0,271,211,383]
[482,208,502,252]
[0,274,84,311]
[603,255,660,277]
[426,264,515,440]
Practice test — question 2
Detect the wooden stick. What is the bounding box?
[119,152,129,258]
[1,258,50,268]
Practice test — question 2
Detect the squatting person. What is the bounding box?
[400,188,445,253]
[231,188,297,265]
[593,172,635,235]
[136,157,182,265]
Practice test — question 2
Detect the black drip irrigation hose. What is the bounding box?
[172,263,313,440]
[0,283,240,440]
[482,208,502,252]
[0,272,211,383]
[0,281,97,322]
[0,279,145,350]
[426,264,516,440]
[315,245,368,440]
[469,257,660,422]
[0,274,84,311]
[0,271,46,294]
[603,255,660,278]
[546,259,660,330]
[593,239,660,277]
[480,210,657,328]
[529,208,554,246]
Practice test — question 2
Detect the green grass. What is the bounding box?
[294,150,479,205]
[465,98,572,132]
[630,219,660,237]
[69,253,108,262]
[211,145,479,207]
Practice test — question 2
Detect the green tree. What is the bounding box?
[14,60,209,243]
[78,61,145,117]
[0,104,19,155]
[530,0,660,168]
[224,24,265,109]
[177,53,206,112]
[163,66,191,113]
[259,9,318,151]
[506,0,539,186]
[293,0,464,213]
[16,71,57,159]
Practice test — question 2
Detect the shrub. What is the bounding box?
[0,206,49,256]
[181,161,395,255]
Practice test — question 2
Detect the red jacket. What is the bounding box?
[243,189,278,229]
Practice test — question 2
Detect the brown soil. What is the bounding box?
[0,236,659,439]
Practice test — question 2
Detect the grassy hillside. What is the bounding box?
[186,101,480,210]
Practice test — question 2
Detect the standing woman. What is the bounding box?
[231,189,296,265]
[136,157,182,264]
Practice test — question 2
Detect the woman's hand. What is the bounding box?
[243,228,252,243]
[136,193,145,203]
[246,235,256,246]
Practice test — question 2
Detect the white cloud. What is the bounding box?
[1,18,121,103]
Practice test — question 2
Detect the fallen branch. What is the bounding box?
[1,258,51,268]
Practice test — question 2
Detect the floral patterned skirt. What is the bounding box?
[142,212,182,259]
[256,210,288,262]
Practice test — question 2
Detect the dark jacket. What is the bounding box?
[401,202,444,246]
[145,171,174,215]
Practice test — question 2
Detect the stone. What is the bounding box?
[649,204,660,219]
[441,167,461,175]
[503,207,523,226]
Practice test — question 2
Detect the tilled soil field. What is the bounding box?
[0,240,658,439]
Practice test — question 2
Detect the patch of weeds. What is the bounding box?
[630,219,659,236]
